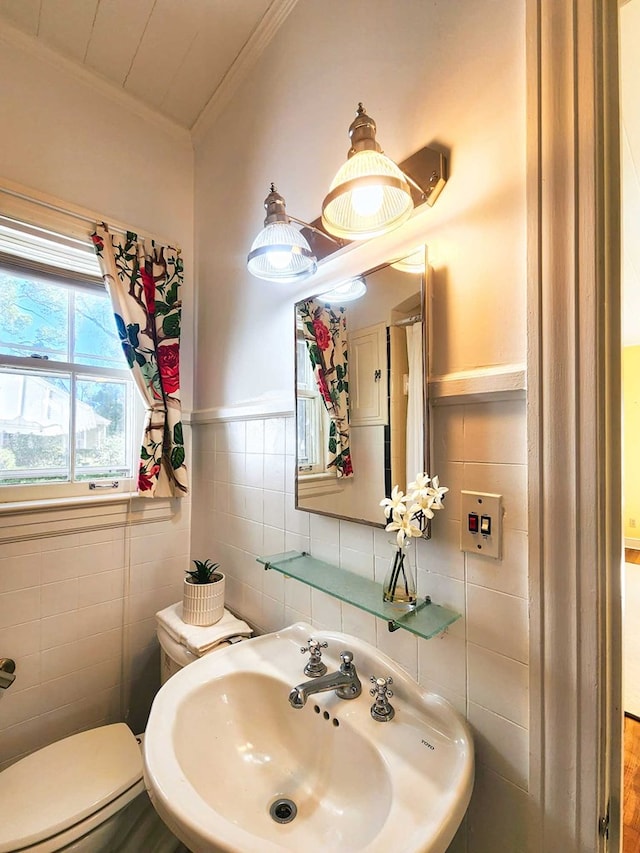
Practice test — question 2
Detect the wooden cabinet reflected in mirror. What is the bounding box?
[294,247,429,528]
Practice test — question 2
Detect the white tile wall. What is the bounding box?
[190,399,530,852]
[0,486,191,770]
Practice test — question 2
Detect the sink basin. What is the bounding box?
[144,622,474,853]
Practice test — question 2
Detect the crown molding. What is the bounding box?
[0,20,191,146]
[190,0,300,145]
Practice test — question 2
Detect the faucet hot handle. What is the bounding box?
[300,638,328,677]
[300,638,328,656]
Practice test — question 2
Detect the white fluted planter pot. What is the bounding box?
[182,574,225,626]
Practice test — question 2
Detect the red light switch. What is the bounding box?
[468,513,479,533]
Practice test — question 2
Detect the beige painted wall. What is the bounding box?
[193,0,526,411]
[624,346,640,541]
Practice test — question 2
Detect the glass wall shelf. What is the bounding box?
[257,551,461,639]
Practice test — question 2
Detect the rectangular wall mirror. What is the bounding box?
[295,247,429,529]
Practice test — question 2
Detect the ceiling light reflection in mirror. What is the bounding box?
[320,276,367,304]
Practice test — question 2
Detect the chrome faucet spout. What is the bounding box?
[288,650,361,708]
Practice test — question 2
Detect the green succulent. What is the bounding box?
[186,559,222,585]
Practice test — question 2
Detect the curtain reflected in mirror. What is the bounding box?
[294,247,429,528]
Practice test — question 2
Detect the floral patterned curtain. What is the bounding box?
[299,299,353,478]
[91,224,188,497]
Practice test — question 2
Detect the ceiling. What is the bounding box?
[0,0,295,131]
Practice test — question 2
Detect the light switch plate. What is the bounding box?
[460,491,503,559]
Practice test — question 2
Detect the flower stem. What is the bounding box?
[389,547,405,599]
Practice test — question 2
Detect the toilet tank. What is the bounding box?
[155,605,253,684]
[157,626,199,683]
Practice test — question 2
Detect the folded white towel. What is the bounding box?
[156,603,252,655]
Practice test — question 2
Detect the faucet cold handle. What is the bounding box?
[369,675,395,722]
[300,638,328,677]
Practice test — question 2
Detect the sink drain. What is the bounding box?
[269,798,297,824]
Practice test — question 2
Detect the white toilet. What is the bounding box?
[0,606,251,852]
[0,724,183,853]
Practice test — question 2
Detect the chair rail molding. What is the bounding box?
[429,363,526,405]
[527,1,621,851]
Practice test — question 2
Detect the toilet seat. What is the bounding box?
[0,724,144,853]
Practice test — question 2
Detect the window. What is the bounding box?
[296,332,327,475]
[0,216,138,501]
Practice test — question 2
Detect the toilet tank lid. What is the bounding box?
[0,723,143,852]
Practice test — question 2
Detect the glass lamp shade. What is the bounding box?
[321,150,414,241]
[247,222,317,282]
[390,247,426,273]
[320,276,367,304]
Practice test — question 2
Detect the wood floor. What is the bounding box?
[626,548,640,565]
[625,715,640,850]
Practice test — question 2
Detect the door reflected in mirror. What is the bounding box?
[295,247,429,528]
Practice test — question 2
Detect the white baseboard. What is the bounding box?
[625,537,640,551]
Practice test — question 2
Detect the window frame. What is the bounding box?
[295,332,330,477]
[294,328,343,501]
[0,245,141,504]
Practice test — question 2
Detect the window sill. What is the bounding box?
[297,471,342,499]
[0,491,140,516]
[0,491,181,544]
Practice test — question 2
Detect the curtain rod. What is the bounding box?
[392,314,422,327]
[0,185,181,252]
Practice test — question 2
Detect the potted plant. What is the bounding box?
[182,559,225,626]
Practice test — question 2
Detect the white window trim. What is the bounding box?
[296,332,329,475]
[296,470,341,499]
[296,392,329,475]
[0,222,143,505]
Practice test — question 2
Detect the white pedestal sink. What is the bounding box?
[143,622,474,853]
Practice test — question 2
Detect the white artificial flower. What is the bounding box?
[385,509,423,546]
[379,485,407,519]
[426,475,449,510]
[381,472,448,544]
[407,498,435,520]
[408,472,431,494]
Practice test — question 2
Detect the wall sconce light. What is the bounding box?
[247,108,448,281]
[319,275,367,304]
[247,184,318,282]
[321,104,447,242]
